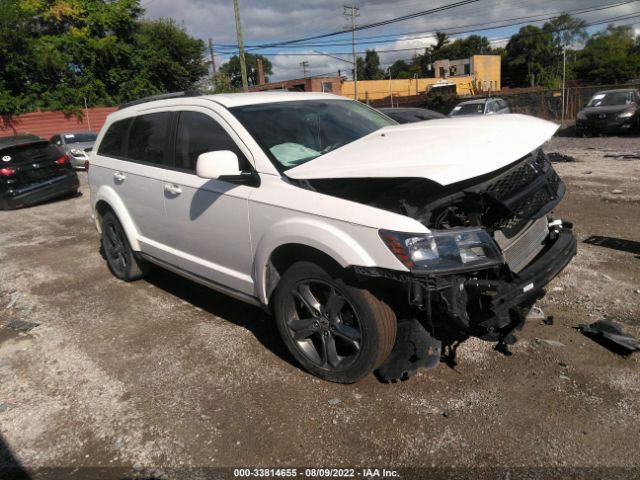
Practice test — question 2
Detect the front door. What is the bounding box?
[163,109,256,297]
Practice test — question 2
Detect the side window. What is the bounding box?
[126,112,172,166]
[98,118,131,158]
[175,111,249,172]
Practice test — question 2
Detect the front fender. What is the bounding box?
[93,185,141,251]
[253,217,378,305]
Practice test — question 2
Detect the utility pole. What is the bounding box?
[233,0,249,92]
[561,46,566,128]
[344,5,360,101]
[208,38,216,88]
[300,61,309,78]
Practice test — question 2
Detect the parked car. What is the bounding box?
[378,107,446,123]
[50,131,97,169]
[449,97,510,117]
[89,92,575,383]
[0,134,79,210]
[575,89,640,136]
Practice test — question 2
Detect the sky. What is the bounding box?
[142,0,640,81]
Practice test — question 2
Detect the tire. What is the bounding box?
[273,261,396,383]
[100,211,148,281]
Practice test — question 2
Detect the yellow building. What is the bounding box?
[341,54,501,101]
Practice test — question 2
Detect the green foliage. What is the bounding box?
[0,0,207,114]
[504,13,586,88]
[389,32,497,79]
[574,25,640,84]
[356,49,385,80]
[218,53,273,87]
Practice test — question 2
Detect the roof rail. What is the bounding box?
[118,91,203,110]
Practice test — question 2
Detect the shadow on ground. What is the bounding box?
[0,434,30,480]
[584,235,640,256]
[144,267,296,368]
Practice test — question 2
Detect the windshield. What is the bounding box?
[587,91,636,107]
[63,132,97,144]
[450,103,485,116]
[230,100,395,170]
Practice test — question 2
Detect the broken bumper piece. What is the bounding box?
[578,319,639,355]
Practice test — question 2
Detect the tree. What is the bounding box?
[504,25,555,87]
[120,19,207,101]
[503,13,586,88]
[0,0,206,114]
[575,25,640,84]
[219,53,273,87]
[356,49,385,80]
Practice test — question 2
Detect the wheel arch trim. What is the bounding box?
[253,218,377,306]
[93,186,141,251]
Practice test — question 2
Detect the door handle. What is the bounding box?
[164,183,182,195]
[113,172,126,182]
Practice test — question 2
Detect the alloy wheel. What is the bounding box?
[286,280,362,369]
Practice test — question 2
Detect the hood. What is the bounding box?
[286,114,558,186]
[579,105,635,116]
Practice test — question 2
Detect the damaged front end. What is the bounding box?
[309,149,577,381]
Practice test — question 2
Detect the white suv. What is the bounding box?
[88,92,576,383]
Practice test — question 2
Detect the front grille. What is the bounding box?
[484,151,562,221]
[486,161,539,199]
[494,216,549,273]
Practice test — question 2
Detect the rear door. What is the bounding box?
[162,108,256,296]
[96,112,176,263]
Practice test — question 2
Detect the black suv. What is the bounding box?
[0,135,79,210]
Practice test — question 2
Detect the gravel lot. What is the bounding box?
[1,135,639,479]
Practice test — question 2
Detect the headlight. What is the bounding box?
[618,110,634,119]
[576,111,587,121]
[70,149,85,156]
[380,228,504,272]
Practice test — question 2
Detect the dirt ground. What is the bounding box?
[0,135,639,480]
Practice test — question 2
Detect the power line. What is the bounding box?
[214,0,638,53]
[216,0,481,51]
[227,10,640,58]
[220,0,639,51]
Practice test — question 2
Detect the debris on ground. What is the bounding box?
[6,292,21,309]
[577,319,639,355]
[5,319,40,332]
[328,398,341,406]
[604,153,640,160]
[611,189,623,194]
[547,152,575,162]
[543,315,555,325]
[526,305,546,321]
[539,339,565,348]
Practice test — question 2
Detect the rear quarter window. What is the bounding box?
[126,112,172,166]
[98,119,132,158]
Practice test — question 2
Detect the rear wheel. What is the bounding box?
[100,211,148,281]
[273,261,396,383]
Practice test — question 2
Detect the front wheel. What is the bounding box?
[273,261,396,383]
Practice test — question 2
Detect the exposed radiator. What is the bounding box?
[494,216,549,273]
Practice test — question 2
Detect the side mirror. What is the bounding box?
[196,151,241,179]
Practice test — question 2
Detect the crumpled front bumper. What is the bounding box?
[465,229,577,321]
